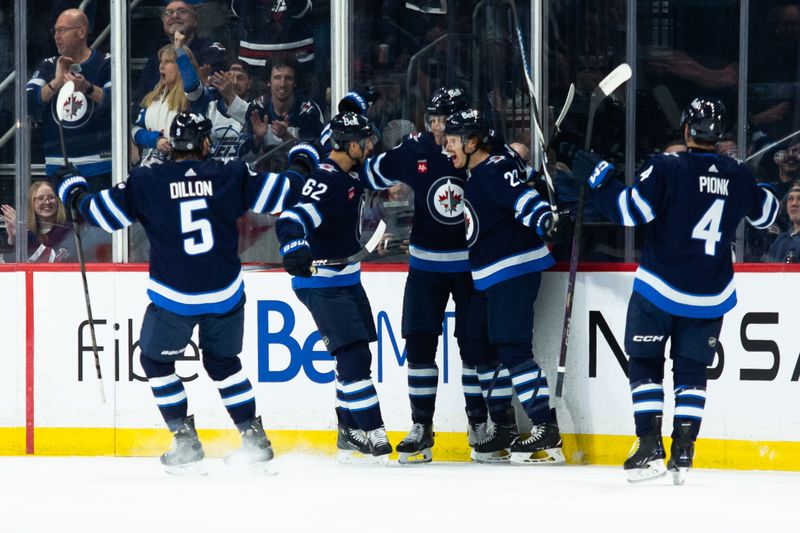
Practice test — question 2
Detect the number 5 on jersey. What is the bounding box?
[180,199,214,255]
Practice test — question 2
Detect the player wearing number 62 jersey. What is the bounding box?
[573,98,779,485]
[56,112,315,475]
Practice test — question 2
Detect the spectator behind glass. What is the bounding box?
[181,58,253,161]
[771,141,800,200]
[1,181,76,263]
[26,8,111,190]
[232,0,314,68]
[716,134,738,159]
[132,43,201,165]
[765,180,800,262]
[133,1,227,110]
[243,53,323,170]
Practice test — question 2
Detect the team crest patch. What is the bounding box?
[348,186,356,201]
[417,160,428,173]
[53,90,92,129]
[488,155,505,164]
[300,101,314,114]
[319,163,335,173]
[426,176,465,225]
[463,199,478,246]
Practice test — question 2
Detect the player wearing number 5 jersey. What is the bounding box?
[573,98,779,484]
[56,112,315,475]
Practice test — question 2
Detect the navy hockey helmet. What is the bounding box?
[338,86,380,114]
[170,112,212,152]
[426,87,469,117]
[329,112,378,150]
[680,98,726,143]
[445,108,490,144]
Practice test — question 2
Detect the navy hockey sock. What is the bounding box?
[630,379,665,436]
[461,364,488,424]
[508,359,551,425]
[477,364,514,424]
[203,356,256,426]
[336,377,384,431]
[407,362,438,425]
[673,386,706,440]
[141,354,187,431]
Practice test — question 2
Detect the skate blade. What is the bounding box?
[398,448,433,465]
[670,466,689,485]
[625,459,667,483]
[337,450,389,465]
[510,448,566,465]
[163,461,207,477]
[470,449,510,464]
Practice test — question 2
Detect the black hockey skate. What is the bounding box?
[510,410,565,465]
[624,415,667,483]
[225,416,275,474]
[667,422,695,485]
[161,415,206,476]
[396,423,434,464]
[366,427,393,461]
[471,423,517,464]
[337,424,376,465]
[467,421,489,448]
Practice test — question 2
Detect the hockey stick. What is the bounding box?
[56,81,106,403]
[528,83,576,184]
[744,129,800,164]
[250,138,296,169]
[506,0,560,215]
[243,220,387,273]
[554,63,632,399]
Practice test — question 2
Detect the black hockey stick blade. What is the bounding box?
[57,81,106,403]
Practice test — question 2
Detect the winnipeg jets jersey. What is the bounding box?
[464,155,555,290]
[72,159,300,315]
[592,150,779,318]
[362,131,469,272]
[276,159,365,289]
[27,51,112,177]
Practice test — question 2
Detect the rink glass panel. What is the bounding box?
[0,0,789,265]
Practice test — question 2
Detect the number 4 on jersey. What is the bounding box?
[692,199,725,256]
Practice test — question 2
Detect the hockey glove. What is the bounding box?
[287,143,321,176]
[54,164,88,211]
[535,208,574,244]
[338,86,379,114]
[572,149,615,190]
[281,239,314,278]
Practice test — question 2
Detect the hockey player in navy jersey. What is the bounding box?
[56,112,318,474]
[276,112,394,463]
[444,109,567,465]
[361,88,509,464]
[571,98,780,484]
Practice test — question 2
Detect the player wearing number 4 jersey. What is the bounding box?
[56,111,316,475]
[573,98,779,484]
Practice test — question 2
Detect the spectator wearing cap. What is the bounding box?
[765,180,800,262]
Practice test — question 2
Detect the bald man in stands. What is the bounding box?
[27,8,112,189]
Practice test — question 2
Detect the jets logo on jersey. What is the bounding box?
[427,176,465,226]
[409,132,423,142]
[300,101,314,115]
[53,91,92,129]
[463,199,479,247]
[319,163,336,173]
[488,156,505,165]
[417,160,428,173]
[347,186,356,201]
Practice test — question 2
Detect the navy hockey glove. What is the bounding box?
[535,209,574,244]
[54,164,88,210]
[281,239,314,278]
[338,86,379,114]
[572,150,615,190]
[287,143,320,176]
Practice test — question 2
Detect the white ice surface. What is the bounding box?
[0,454,797,533]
